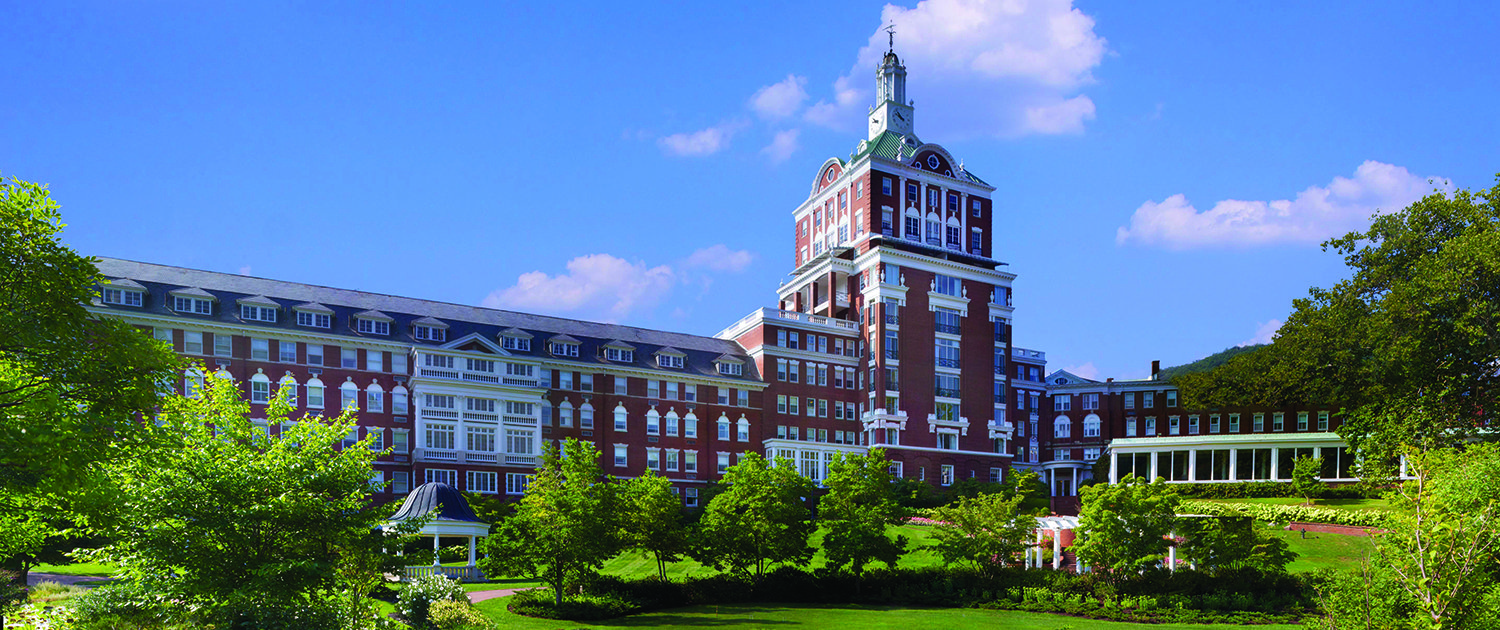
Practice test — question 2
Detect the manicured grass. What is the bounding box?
[1262,523,1375,573]
[1206,497,1391,511]
[474,599,1302,629]
[29,561,117,577]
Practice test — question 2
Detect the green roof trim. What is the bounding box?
[850,131,991,187]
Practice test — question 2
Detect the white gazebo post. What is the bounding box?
[1035,529,1044,568]
[432,534,441,566]
[468,535,477,566]
[1052,529,1062,570]
[1109,452,1119,483]
[1167,531,1177,572]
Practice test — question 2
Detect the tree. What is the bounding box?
[1176,516,1296,572]
[1073,475,1181,581]
[1178,178,1500,466]
[0,175,181,498]
[817,450,907,584]
[1374,444,1500,629]
[84,374,392,627]
[621,469,689,581]
[478,438,625,606]
[693,452,814,582]
[928,489,1035,577]
[1292,455,1326,506]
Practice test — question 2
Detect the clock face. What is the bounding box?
[895,110,907,123]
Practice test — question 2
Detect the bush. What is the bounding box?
[398,574,468,628]
[1181,500,1389,528]
[428,599,492,629]
[69,580,175,628]
[204,595,345,630]
[507,588,639,620]
[438,544,472,564]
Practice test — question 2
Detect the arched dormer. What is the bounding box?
[911,145,960,178]
[809,157,846,197]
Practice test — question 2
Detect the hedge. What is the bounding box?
[1181,500,1389,528]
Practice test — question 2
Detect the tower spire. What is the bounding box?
[885,23,895,53]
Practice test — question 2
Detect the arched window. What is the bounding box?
[717,413,731,440]
[683,411,698,438]
[278,372,299,406]
[249,369,271,404]
[365,381,385,414]
[1053,416,1071,439]
[391,385,409,415]
[736,416,750,442]
[558,399,574,428]
[340,377,359,411]
[579,401,594,429]
[664,410,680,437]
[1083,414,1101,438]
[613,403,628,432]
[305,376,325,409]
[184,367,205,399]
[646,407,661,436]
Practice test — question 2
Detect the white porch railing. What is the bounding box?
[402,565,484,582]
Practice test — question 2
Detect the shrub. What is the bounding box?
[1181,500,1388,527]
[204,594,344,630]
[507,588,639,620]
[398,574,468,628]
[428,599,492,629]
[438,544,472,564]
[69,580,174,627]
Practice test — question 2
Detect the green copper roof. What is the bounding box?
[851,131,991,187]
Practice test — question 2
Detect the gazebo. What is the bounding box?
[384,482,490,581]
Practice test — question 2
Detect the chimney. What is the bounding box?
[1106,378,1114,383]
[1151,360,1161,380]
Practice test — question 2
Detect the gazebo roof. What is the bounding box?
[389,482,485,523]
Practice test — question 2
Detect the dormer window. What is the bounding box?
[718,362,743,376]
[240,305,276,322]
[604,348,631,362]
[169,288,215,315]
[104,288,143,306]
[551,342,578,357]
[501,336,530,351]
[412,317,447,342]
[294,303,333,329]
[658,355,683,369]
[353,310,392,336]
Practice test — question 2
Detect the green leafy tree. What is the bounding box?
[0,174,180,511]
[1292,455,1326,506]
[1178,178,1500,466]
[1073,475,1181,581]
[478,438,625,605]
[929,489,1035,577]
[818,450,907,584]
[693,452,814,582]
[1177,516,1296,572]
[84,374,391,626]
[621,468,689,581]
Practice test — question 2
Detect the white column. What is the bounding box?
[1168,532,1177,572]
[1188,449,1198,481]
[1270,448,1279,481]
[432,534,441,566]
[1071,467,1078,496]
[1109,452,1119,484]
[467,536,477,567]
[1035,529,1044,568]
[1149,449,1159,481]
[1049,470,1057,497]
[1052,530,1062,570]
[1229,449,1239,481]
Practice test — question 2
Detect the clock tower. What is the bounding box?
[868,50,915,139]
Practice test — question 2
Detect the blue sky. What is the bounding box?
[5,1,1497,380]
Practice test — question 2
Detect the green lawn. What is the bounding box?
[1264,523,1375,572]
[29,561,117,577]
[475,600,1300,629]
[1205,497,1391,511]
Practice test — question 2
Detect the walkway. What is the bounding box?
[467,587,534,603]
[26,573,112,587]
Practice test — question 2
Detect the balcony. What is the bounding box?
[465,451,498,464]
[885,314,899,326]
[885,349,900,360]
[936,358,960,368]
[506,454,537,466]
[425,449,458,462]
[835,292,850,308]
[935,388,961,399]
[1012,347,1046,361]
[419,366,536,388]
[935,323,961,334]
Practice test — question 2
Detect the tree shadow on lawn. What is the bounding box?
[583,606,800,627]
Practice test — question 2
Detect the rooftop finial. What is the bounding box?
[885,23,896,53]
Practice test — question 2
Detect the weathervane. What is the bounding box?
[885,24,896,52]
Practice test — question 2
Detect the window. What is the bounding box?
[1318,411,1330,431]
[174,296,213,314]
[367,350,383,372]
[550,341,578,356]
[717,453,730,474]
[717,361,743,376]
[415,325,446,341]
[1254,413,1266,432]
[937,432,958,450]
[102,287,144,306]
[1273,412,1285,432]
[1169,415,1180,435]
[1054,448,1070,462]
[341,348,358,369]
[666,449,680,471]
[788,332,800,350]
[934,307,961,334]
[251,338,269,361]
[425,423,455,450]
[1229,413,1241,432]
[935,338,959,368]
[505,428,535,457]
[1084,447,1101,461]
[738,390,749,407]
[970,228,983,254]
[1124,393,1135,409]
[1082,393,1099,410]
[297,310,331,328]
[307,344,324,366]
[392,389,408,415]
[685,487,700,507]
[1054,417,1070,438]
[356,318,390,335]
[341,384,358,410]
[393,471,410,494]
[605,347,633,362]
[366,389,383,413]
[1166,391,1178,407]
[466,426,496,453]
[466,471,498,494]
[684,451,698,473]
[658,354,684,369]
[933,274,961,296]
[1145,416,1156,434]
[466,358,494,373]
[307,379,325,409]
[500,335,530,351]
[646,449,660,470]
[425,469,457,487]
[1083,415,1100,437]
[581,406,595,429]
[1143,392,1155,408]
[971,198,982,216]
[278,340,297,363]
[940,464,954,486]
[250,379,270,404]
[505,473,532,495]
[184,331,204,354]
[393,431,409,454]
[1209,414,1220,433]
[1298,412,1310,431]
[647,412,661,436]
[213,333,233,358]
[1054,395,1071,412]
[717,419,730,440]
[240,305,277,322]
[1125,416,1136,436]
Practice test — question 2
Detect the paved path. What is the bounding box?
[467,587,535,603]
[26,573,112,587]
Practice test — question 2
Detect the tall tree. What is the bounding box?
[1178,179,1500,465]
[817,450,907,584]
[1291,455,1326,506]
[0,175,181,497]
[693,452,814,582]
[478,438,625,606]
[85,376,393,627]
[1073,475,1181,582]
[621,469,689,581]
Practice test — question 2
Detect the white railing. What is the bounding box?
[502,377,538,387]
[1012,347,1046,361]
[463,372,501,384]
[503,415,534,426]
[506,454,537,466]
[425,449,457,462]
[463,412,498,422]
[403,565,483,582]
[466,451,498,464]
[723,307,859,334]
[422,409,460,419]
[420,368,460,379]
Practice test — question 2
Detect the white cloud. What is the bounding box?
[806,0,1107,137]
[658,122,740,157]
[1063,362,1099,380]
[685,244,755,273]
[1116,161,1449,249]
[238,266,252,276]
[750,75,809,120]
[1240,320,1282,347]
[760,129,801,164]
[484,245,754,323]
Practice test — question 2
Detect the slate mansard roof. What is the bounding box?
[92,257,761,383]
